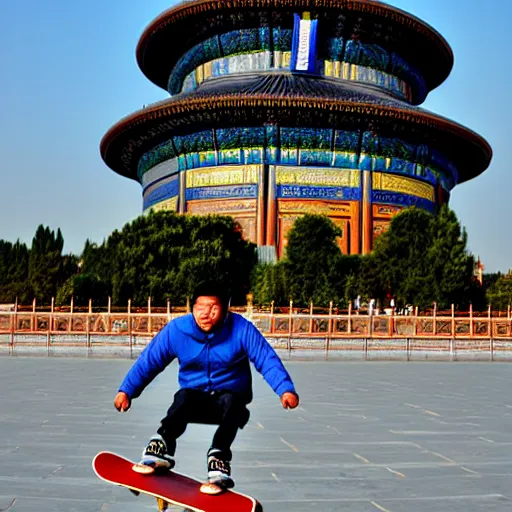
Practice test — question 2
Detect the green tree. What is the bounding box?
[428,205,475,309]
[79,212,256,306]
[56,273,110,306]
[335,254,363,307]
[0,240,30,303]
[354,252,383,303]
[251,261,290,306]
[482,272,501,295]
[285,214,344,307]
[370,207,433,307]
[367,206,477,309]
[28,226,65,303]
[487,272,512,311]
[53,239,115,307]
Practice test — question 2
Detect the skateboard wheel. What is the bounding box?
[132,463,155,475]
[200,482,224,495]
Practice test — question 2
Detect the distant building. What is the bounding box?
[101,0,491,259]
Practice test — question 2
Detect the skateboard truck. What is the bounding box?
[157,497,169,511]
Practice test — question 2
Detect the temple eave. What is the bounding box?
[101,95,492,180]
[138,0,451,55]
[136,0,452,91]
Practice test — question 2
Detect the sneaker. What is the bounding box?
[207,448,234,489]
[139,435,175,472]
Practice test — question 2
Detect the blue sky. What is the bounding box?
[0,0,510,272]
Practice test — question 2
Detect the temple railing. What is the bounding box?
[0,301,511,353]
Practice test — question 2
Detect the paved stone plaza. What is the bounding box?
[0,356,511,511]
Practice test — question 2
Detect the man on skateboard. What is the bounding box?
[114,281,299,492]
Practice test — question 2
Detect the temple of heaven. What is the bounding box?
[100,0,492,258]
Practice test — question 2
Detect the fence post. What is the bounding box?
[369,302,374,338]
[87,299,92,351]
[508,304,511,338]
[108,296,111,333]
[32,298,36,331]
[270,301,275,335]
[48,297,54,355]
[86,301,91,353]
[167,299,171,322]
[433,302,437,336]
[309,301,313,335]
[348,301,352,335]
[388,305,394,336]
[489,305,494,361]
[326,301,333,356]
[450,304,455,361]
[48,297,55,331]
[128,299,132,358]
[148,296,152,334]
[10,298,17,354]
[69,296,73,333]
[469,303,473,338]
[287,300,293,352]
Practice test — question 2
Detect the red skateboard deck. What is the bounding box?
[92,451,263,512]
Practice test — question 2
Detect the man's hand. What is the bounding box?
[281,391,299,410]
[114,391,131,412]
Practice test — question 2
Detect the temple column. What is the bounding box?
[351,202,360,256]
[257,165,266,246]
[179,170,187,214]
[266,165,277,247]
[361,170,373,254]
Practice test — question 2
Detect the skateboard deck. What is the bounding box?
[92,451,263,512]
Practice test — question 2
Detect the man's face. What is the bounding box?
[192,295,224,332]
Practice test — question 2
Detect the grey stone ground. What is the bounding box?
[0,357,511,511]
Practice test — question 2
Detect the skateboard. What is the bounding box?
[92,451,263,512]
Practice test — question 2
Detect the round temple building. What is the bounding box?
[100,0,492,259]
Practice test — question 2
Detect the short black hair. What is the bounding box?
[192,281,231,309]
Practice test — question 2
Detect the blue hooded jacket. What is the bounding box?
[119,312,296,403]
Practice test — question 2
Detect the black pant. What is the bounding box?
[157,388,250,461]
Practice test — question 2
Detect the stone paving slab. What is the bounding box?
[0,357,511,511]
